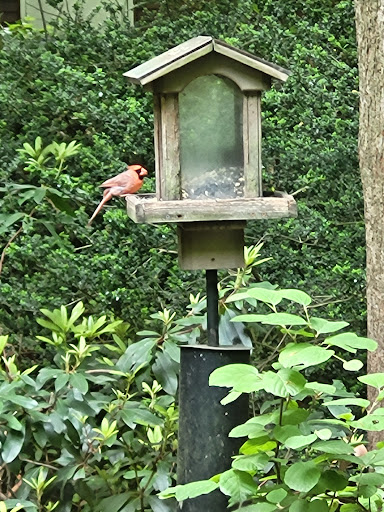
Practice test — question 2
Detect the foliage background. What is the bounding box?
[0,0,363,357]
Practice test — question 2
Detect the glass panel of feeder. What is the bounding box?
[179,75,244,200]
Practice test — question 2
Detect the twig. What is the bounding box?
[0,225,23,278]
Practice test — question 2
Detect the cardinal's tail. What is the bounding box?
[87,190,113,226]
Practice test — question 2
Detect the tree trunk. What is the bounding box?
[355,0,384,446]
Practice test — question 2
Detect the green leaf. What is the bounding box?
[305,382,337,395]
[262,369,307,397]
[340,505,366,512]
[2,429,25,463]
[0,335,8,352]
[236,504,276,512]
[232,452,270,471]
[0,393,38,409]
[0,212,25,234]
[285,434,317,450]
[279,289,312,306]
[120,407,163,428]
[284,461,321,492]
[359,373,384,388]
[95,493,130,512]
[325,333,377,353]
[209,364,261,393]
[314,428,332,440]
[240,438,277,455]
[323,398,370,408]
[343,359,364,371]
[350,473,384,487]
[159,480,219,501]
[350,412,384,431]
[232,313,307,326]
[279,343,334,369]
[153,350,178,395]
[219,469,259,503]
[317,469,348,492]
[221,391,242,405]
[117,338,156,372]
[273,425,301,443]
[311,440,354,455]
[246,287,283,305]
[310,317,349,334]
[69,372,89,394]
[229,421,266,439]
[267,488,288,504]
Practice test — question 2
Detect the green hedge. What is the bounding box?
[0,0,364,356]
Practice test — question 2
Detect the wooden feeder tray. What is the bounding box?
[125,191,297,224]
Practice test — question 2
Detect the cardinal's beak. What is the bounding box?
[140,167,148,177]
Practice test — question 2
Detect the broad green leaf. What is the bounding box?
[0,212,25,234]
[350,473,384,486]
[55,372,69,392]
[247,287,283,305]
[262,369,306,397]
[314,429,332,440]
[281,408,311,425]
[311,440,354,455]
[343,359,364,371]
[273,425,301,443]
[285,434,317,450]
[221,391,242,405]
[117,338,156,372]
[232,452,270,471]
[340,506,364,512]
[159,480,218,501]
[322,398,370,408]
[240,438,277,455]
[232,313,307,326]
[267,488,288,504]
[209,364,261,393]
[219,469,259,503]
[153,350,178,395]
[359,373,384,388]
[278,289,312,306]
[279,343,334,369]
[310,317,349,334]
[95,493,130,512]
[2,429,25,463]
[69,372,89,394]
[229,422,265,439]
[284,461,321,492]
[0,393,38,409]
[350,412,384,431]
[318,469,348,491]
[236,504,276,512]
[305,382,337,395]
[120,407,163,428]
[325,333,377,353]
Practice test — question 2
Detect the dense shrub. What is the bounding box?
[0,0,363,357]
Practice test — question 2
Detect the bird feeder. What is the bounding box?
[124,35,296,269]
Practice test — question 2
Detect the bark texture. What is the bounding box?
[355,0,384,446]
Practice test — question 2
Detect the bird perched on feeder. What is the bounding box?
[88,164,148,225]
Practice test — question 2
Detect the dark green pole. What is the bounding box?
[177,345,250,511]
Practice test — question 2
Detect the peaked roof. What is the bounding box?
[124,36,290,86]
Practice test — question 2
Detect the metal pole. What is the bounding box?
[177,345,250,512]
[206,269,219,346]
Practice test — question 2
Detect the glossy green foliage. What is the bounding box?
[162,283,384,511]
[0,0,362,358]
[0,304,184,511]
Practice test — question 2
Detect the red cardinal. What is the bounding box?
[88,164,148,225]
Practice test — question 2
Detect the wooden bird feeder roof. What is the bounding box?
[124,36,290,86]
